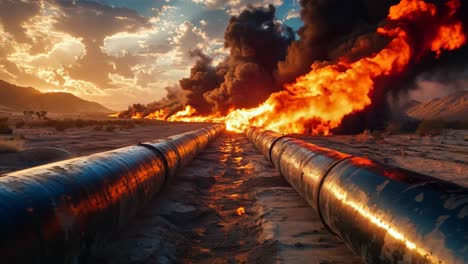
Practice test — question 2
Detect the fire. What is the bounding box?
[108,112,120,118]
[236,207,245,216]
[222,0,466,134]
[145,108,169,120]
[131,112,143,119]
[167,105,196,121]
[431,22,466,57]
[111,0,466,135]
[388,0,436,20]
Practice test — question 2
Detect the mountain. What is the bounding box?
[401,99,421,113]
[0,80,112,114]
[406,91,468,121]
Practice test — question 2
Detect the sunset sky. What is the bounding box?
[0,0,302,110]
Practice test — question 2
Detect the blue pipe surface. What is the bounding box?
[0,124,224,263]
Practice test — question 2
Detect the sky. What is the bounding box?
[0,0,303,110]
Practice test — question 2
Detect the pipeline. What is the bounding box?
[246,127,467,264]
[0,124,224,263]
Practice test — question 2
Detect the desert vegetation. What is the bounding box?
[20,118,151,132]
[0,118,13,135]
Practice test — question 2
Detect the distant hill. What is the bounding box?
[0,80,112,114]
[406,91,468,121]
[401,99,421,113]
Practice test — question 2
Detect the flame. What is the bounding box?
[222,0,466,134]
[388,0,436,20]
[131,112,143,119]
[236,207,245,216]
[225,25,412,134]
[114,0,466,135]
[108,112,121,118]
[167,105,197,121]
[431,22,466,57]
[145,108,169,120]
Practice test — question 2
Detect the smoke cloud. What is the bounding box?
[179,49,224,114]
[204,5,294,113]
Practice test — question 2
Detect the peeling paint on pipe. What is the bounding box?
[245,127,468,264]
[0,124,224,263]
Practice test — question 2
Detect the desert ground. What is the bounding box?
[0,117,467,263]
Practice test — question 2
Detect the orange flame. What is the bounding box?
[145,108,169,120]
[108,112,121,118]
[131,112,143,119]
[431,22,466,57]
[114,0,466,135]
[222,0,466,134]
[236,207,245,216]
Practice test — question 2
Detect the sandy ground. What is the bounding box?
[1,123,466,263]
[0,121,209,174]
[297,129,468,187]
[88,133,361,264]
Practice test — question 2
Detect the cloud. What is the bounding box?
[285,9,299,20]
[0,0,42,44]
[192,0,283,15]
[0,0,291,110]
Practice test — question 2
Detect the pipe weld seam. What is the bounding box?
[268,135,293,163]
[316,156,353,237]
[138,143,170,186]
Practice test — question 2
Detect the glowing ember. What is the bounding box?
[236,207,246,216]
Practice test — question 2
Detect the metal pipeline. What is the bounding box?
[245,127,468,264]
[0,124,224,263]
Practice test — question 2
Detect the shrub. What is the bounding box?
[416,120,446,136]
[15,120,26,129]
[0,118,12,135]
[371,130,383,140]
[122,123,135,129]
[105,125,116,132]
[54,121,73,132]
[384,122,402,135]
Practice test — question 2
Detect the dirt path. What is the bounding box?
[89,133,359,264]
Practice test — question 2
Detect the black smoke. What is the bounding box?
[204,5,294,113]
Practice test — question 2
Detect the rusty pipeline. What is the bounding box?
[246,126,467,264]
[0,124,224,263]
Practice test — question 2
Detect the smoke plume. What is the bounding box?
[204,5,294,113]
[179,49,224,115]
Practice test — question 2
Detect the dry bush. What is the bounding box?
[122,123,135,129]
[371,130,383,140]
[15,120,26,129]
[384,122,402,135]
[0,138,24,153]
[105,125,116,132]
[0,118,13,134]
